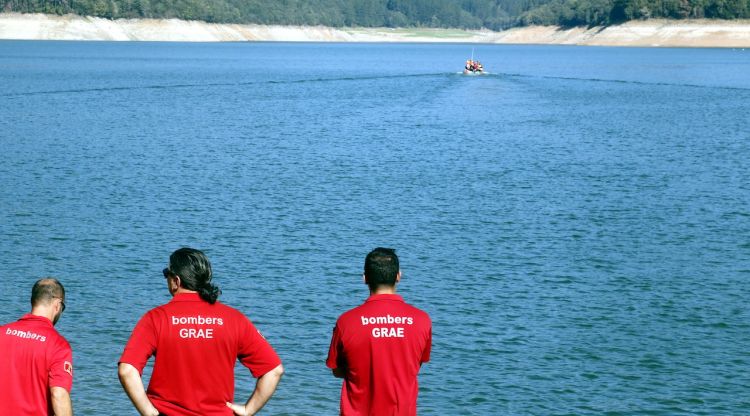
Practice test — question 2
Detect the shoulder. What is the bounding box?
[213,301,246,317]
[58,335,72,352]
[132,304,171,327]
[49,329,73,353]
[336,303,365,326]
[211,302,254,326]
[143,304,168,320]
[404,302,432,325]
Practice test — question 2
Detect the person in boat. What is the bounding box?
[118,247,284,416]
[476,61,483,72]
[465,60,472,72]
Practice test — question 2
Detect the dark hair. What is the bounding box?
[364,247,400,290]
[31,278,65,307]
[168,247,221,304]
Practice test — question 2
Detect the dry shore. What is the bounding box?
[1,13,750,47]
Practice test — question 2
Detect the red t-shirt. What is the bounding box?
[326,294,432,416]
[119,293,282,416]
[0,314,74,416]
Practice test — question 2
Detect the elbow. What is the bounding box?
[118,362,137,383]
[50,385,71,412]
[257,363,284,382]
[273,363,285,378]
[50,386,69,400]
[262,363,284,381]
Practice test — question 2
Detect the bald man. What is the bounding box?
[0,278,73,416]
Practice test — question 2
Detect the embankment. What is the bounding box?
[1,13,749,47]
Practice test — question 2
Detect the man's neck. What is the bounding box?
[30,307,55,323]
[370,286,397,295]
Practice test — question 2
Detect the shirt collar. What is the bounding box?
[19,313,54,326]
[170,292,203,302]
[365,293,404,303]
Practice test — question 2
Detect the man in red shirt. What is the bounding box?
[0,278,73,416]
[327,248,432,416]
[119,248,284,416]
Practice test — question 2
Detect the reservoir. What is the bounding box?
[1,41,749,415]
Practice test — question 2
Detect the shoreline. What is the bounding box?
[1,13,750,47]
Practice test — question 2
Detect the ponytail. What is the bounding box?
[198,281,221,304]
[169,247,221,304]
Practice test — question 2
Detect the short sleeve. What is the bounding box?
[420,326,431,364]
[119,311,158,374]
[238,318,282,378]
[49,338,73,392]
[325,324,343,370]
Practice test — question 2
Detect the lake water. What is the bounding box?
[1,40,749,415]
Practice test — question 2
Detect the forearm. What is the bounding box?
[118,363,159,416]
[50,386,72,416]
[244,364,284,415]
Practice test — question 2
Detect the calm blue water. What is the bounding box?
[1,41,749,415]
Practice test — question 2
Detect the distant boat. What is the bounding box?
[463,61,485,75]
[463,47,485,75]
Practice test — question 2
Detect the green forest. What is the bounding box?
[3,0,749,29]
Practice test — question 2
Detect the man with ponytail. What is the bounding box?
[118,248,284,416]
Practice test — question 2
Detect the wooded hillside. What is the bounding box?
[3,0,749,29]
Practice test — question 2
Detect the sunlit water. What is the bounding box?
[1,41,749,415]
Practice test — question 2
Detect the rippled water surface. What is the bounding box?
[1,41,749,415]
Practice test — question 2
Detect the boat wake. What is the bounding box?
[4,71,743,98]
[497,72,750,91]
[455,71,497,77]
[1,73,449,98]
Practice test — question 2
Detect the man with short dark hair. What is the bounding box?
[119,247,284,416]
[0,278,73,416]
[327,248,432,415]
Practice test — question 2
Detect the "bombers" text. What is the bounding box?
[171,315,223,339]
[360,315,413,338]
[360,315,413,326]
[6,328,46,342]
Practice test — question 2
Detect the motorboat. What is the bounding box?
[463,59,484,75]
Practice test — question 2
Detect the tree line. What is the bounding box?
[519,0,750,26]
[2,0,749,29]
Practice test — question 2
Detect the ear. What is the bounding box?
[362,273,367,285]
[396,271,401,283]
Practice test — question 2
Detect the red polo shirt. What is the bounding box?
[327,294,432,416]
[119,293,281,416]
[0,314,73,416]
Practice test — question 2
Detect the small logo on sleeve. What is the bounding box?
[63,361,73,376]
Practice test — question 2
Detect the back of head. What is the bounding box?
[364,247,400,291]
[168,247,221,304]
[31,278,65,307]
